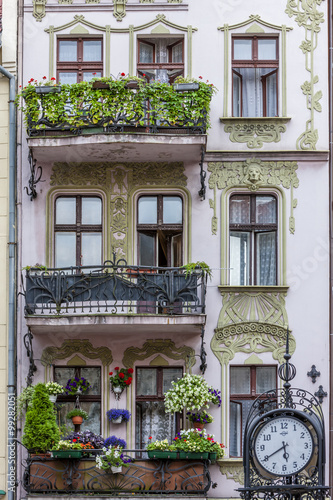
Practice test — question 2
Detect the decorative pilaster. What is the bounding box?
[33,0,47,22]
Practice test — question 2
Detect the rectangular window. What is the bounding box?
[137,195,183,267]
[230,365,277,457]
[55,195,102,268]
[229,194,277,285]
[137,37,184,83]
[232,36,278,117]
[135,367,183,453]
[57,37,103,84]
[54,366,101,434]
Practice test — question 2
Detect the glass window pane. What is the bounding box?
[81,367,101,395]
[54,367,76,387]
[266,71,277,117]
[82,197,102,225]
[140,42,154,63]
[136,401,177,452]
[163,197,182,224]
[256,232,276,285]
[234,39,252,60]
[256,196,276,223]
[258,39,277,60]
[171,233,182,267]
[83,71,102,82]
[237,67,263,117]
[172,42,183,63]
[59,40,77,61]
[230,402,242,457]
[83,40,102,61]
[57,401,101,434]
[233,72,241,117]
[56,197,76,224]
[256,367,276,393]
[162,368,182,393]
[139,233,155,266]
[230,196,250,224]
[58,72,77,84]
[137,368,157,396]
[230,232,250,286]
[138,197,157,224]
[81,233,102,266]
[55,232,76,268]
[230,367,251,394]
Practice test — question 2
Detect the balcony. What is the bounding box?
[20,78,212,163]
[23,264,207,335]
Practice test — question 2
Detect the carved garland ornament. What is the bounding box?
[207,158,299,235]
[122,340,196,370]
[41,339,113,366]
[285,0,325,150]
[51,161,187,262]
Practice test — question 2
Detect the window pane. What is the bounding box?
[258,39,277,60]
[234,39,252,60]
[136,401,177,451]
[54,367,76,387]
[140,42,154,63]
[256,232,276,285]
[57,401,101,434]
[56,197,76,224]
[230,196,250,223]
[55,232,76,268]
[266,71,277,117]
[137,368,157,395]
[236,68,263,117]
[83,71,102,82]
[230,232,250,286]
[139,233,155,266]
[82,197,102,225]
[172,42,183,63]
[81,367,101,395]
[58,72,77,84]
[81,233,102,266]
[233,72,241,117]
[256,196,276,223]
[171,233,182,267]
[138,197,157,224]
[256,367,276,393]
[230,367,251,394]
[59,40,77,61]
[163,197,182,224]
[162,368,182,393]
[230,402,242,457]
[83,40,102,61]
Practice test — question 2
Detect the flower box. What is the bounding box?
[173,83,199,92]
[148,450,178,459]
[52,450,82,459]
[92,82,110,89]
[179,452,209,460]
[209,452,217,463]
[35,86,61,94]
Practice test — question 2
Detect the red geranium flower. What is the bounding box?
[109,372,113,375]
[73,439,77,442]
[119,372,124,379]
[128,368,134,374]
[115,367,119,371]
[149,436,152,440]
[199,76,203,79]
[43,76,47,79]
[121,72,126,76]
[51,77,56,81]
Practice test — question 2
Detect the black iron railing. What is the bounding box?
[23,451,212,495]
[23,262,207,316]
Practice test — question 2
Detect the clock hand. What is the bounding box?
[263,442,288,461]
[282,441,289,462]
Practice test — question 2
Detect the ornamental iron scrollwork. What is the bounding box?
[23,328,37,385]
[25,151,43,201]
[198,146,206,200]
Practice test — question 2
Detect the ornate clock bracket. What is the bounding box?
[198,146,206,200]
[25,150,43,201]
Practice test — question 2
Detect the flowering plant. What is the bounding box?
[96,445,132,471]
[45,381,64,396]
[173,429,225,458]
[103,436,127,449]
[147,437,177,452]
[63,430,104,449]
[164,374,221,413]
[106,408,131,423]
[186,411,213,425]
[66,409,89,420]
[52,439,83,451]
[65,377,90,395]
[109,367,133,389]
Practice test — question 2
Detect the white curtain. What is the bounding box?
[233,68,277,117]
[257,232,276,285]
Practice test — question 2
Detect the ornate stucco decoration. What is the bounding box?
[50,161,187,263]
[113,0,127,21]
[33,0,47,21]
[219,460,244,485]
[285,0,325,150]
[41,339,113,366]
[140,0,154,2]
[207,159,299,235]
[220,118,290,149]
[211,286,294,366]
[122,340,195,370]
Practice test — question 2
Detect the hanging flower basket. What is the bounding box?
[107,408,131,424]
[49,395,57,403]
[111,465,122,473]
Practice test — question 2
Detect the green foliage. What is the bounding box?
[66,408,89,420]
[16,385,36,421]
[22,383,60,453]
[181,261,212,279]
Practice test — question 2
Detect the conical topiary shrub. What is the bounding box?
[22,383,60,453]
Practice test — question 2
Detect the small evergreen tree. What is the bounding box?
[22,383,60,453]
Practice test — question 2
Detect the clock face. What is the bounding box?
[254,416,313,476]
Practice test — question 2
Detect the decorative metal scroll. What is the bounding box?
[23,261,207,316]
[25,151,43,201]
[23,328,37,386]
[23,454,212,495]
[198,146,206,200]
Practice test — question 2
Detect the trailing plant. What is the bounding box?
[173,428,224,457]
[106,408,131,423]
[181,261,212,279]
[164,374,221,413]
[64,376,90,395]
[109,367,133,389]
[22,383,60,453]
[16,385,36,420]
[96,445,132,471]
[66,408,89,420]
[103,436,127,449]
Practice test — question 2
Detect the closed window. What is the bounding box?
[137,195,183,267]
[137,37,184,83]
[230,365,277,457]
[229,194,277,285]
[55,195,102,268]
[135,367,183,452]
[232,36,278,117]
[57,37,103,84]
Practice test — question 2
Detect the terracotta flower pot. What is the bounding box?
[192,422,205,430]
[71,416,83,425]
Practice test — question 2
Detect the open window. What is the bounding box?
[57,37,103,84]
[137,36,184,83]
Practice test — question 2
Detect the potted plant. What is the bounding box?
[147,438,178,459]
[103,435,127,449]
[186,410,214,429]
[22,383,60,455]
[45,381,64,403]
[173,428,225,460]
[64,377,90,395]
[51,439,83,459]
[66,408,89,426]
[181,261,212,280]
[106,408,131,424]
[95,445,132,473]
[16,385,36,420]
[109,367,133,395]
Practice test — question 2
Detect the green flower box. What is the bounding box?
[52,450,82,459]
[209,452,217,463]
[179,452,209,460]
[148,450,178,459]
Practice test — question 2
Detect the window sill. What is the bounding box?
[220,117,291,149]
[217,457,244,485]
[218,285,289,293]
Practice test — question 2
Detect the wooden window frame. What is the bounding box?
[137,37,184,83]
[57,37,103,83]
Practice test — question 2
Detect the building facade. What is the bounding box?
[16,0,330,498]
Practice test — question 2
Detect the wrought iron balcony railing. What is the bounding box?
[23,262,207,316]
[23,451,212,495]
